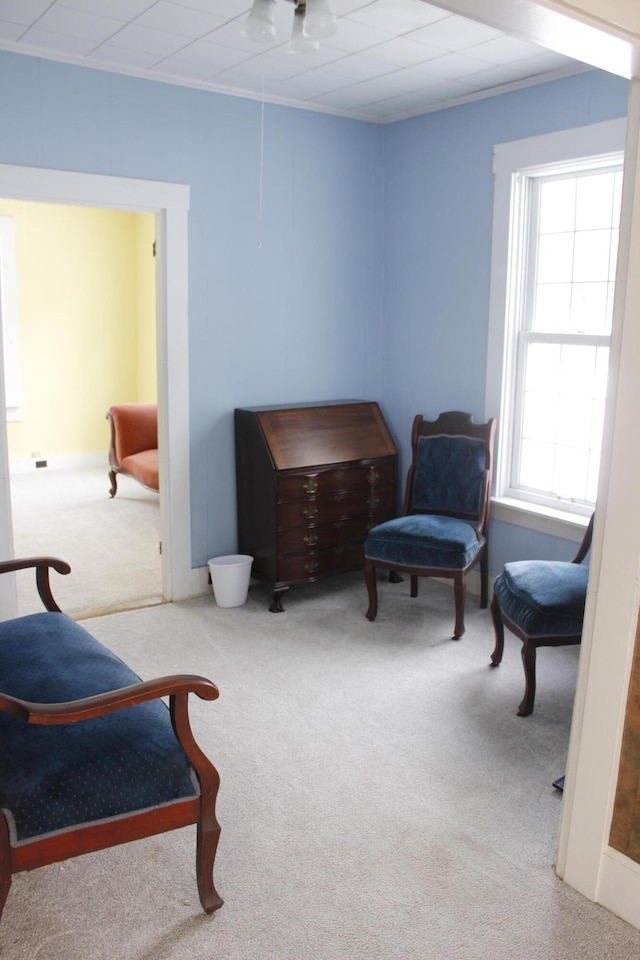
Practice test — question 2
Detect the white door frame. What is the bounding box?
[0,164,203,616]
[431,0,640,929]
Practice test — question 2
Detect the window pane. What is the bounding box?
[539,178,576,234]
[519,439,554,491]
[522,389,558,442]
[515,341,607,505]
[536,232,574,283]
[554,446,589,500]
[586,451,601,502]
[557,393,591,447]
[590,398,605,452]
[559,344,596,398]
[609,228,619,282]
[575,173,615,230]
[524,342,561,393]
[569,282,610,334]
[573,229,614,282]
[533,283,571,332]
[594,347,609,400]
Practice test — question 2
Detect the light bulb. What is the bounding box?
[288,6,320,53]
[242,0,277,43]
[302,0,336,39]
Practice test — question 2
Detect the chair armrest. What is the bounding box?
[0,674,218,725]
[0,556,70,612]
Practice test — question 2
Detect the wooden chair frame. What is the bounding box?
[365,411,496,639]
[0,558,222,921]
[490,514,594,716]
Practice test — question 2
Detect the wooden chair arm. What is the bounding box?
[0,556,70,612]
[0,557,70,578]
[572,513,595,564]
[0,674,219,725]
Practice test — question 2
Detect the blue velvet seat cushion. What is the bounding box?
[494,560,589,636]
[0,612,197,844]
[365,515,483,570]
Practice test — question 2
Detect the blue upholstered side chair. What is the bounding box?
[364,411,496,639]
[490,514,594,716]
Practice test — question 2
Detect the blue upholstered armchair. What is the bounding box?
[364,411,496,639]
[0,558,223,922]
[490,514,594,716]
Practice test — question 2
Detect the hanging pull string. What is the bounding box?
[258,76,265,249]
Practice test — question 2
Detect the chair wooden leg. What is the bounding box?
[490,594,504,666]
[196,786,223,913]
[480,553,488,609]
[364,562,378,621]
[453,574,466,639]
[518,640,537,716]
[109,470,118,498]
[410,574,418,598]
[0,817,12,922]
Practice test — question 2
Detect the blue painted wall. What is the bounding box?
[381,69,629,570]
[0,51,384,566]
[0,50,629,572]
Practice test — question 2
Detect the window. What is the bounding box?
[486,120,626,526]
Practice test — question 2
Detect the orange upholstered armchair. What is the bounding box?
[106,403,159,497]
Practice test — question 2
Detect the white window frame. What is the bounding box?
[485,119,626,541]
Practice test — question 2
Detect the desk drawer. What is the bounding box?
[277,516,381,555]
[277,460,395,501]
[276,485,395,528]
[277,542,365,582]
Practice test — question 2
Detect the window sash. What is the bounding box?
[500,164,619,515]
[507,332,609,511]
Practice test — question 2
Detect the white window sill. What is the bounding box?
[490,496,589,544]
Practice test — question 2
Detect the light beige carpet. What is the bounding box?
[2,572,640,959]
[9,465,162,617]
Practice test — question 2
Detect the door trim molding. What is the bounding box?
[0,164,200,615]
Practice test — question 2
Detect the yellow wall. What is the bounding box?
[135,213,157,402]
[2,200,155,461]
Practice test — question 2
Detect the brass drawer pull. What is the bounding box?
[366,467,379,484]
[303,479,318,495]
[304,561,319,574]
[303,533,319,547]
[303,506,318,520]
[367,497,380,509]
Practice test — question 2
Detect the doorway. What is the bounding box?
[2,200,160,617]
[0,164,197,620]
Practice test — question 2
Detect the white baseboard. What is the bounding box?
[186,566,494,602]
[10,451,108,475]
[182,563,212,601]
[598,847,640,930]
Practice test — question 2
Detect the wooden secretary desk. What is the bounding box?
[235,401,398,610]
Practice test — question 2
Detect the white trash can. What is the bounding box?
[208,555,253,608]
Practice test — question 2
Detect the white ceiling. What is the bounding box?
[0,0,590,123]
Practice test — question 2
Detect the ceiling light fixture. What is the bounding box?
[242,0,337,48]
